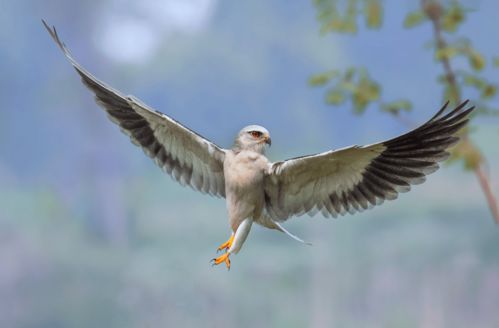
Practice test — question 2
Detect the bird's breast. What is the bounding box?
[224,151,268,193]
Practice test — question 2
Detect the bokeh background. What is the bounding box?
[1,0,499,327]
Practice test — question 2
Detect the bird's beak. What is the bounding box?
[265,135,272,147]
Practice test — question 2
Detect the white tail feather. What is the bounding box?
[274,222,312,246]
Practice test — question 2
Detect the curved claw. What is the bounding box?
[211,253,231,270]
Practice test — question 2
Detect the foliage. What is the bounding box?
[309,68,414,115]
[314,0,383,34]
[312,0,499,221]
[311,0,499,157]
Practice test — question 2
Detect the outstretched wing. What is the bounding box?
[264,101,474,221]
[43,21,226,197]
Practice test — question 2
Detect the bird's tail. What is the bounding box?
[273,222,312,246]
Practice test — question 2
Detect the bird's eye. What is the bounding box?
[250,131,262,138]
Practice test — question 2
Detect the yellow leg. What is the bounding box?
[216,234,234,253]
[211,252,231,270]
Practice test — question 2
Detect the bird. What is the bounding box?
[43,20,474,270]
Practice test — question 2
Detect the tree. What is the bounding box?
[311,0,499,223]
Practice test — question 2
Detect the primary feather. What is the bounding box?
[43,20,226,198]
[264,101,474,221]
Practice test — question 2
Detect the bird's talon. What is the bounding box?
[216,234,235,253]
[211,252,231,270]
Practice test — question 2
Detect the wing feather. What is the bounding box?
[265,100,474,221]
[43,21,226,197]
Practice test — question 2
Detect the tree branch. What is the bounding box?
[423,0,499,224]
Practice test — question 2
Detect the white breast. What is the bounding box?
[224,150,268,192]
[223,150,270,229]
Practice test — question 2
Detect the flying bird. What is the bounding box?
[43,21,474,270]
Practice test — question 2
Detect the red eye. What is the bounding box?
[250,131,262,138]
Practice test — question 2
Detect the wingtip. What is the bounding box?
[42,19,55,41]
[42,19,66,51]
[430,100,450,121]
[42,19,80,68]
[457,99,471,114]
[41,19,55,38]
[464,102,475,117]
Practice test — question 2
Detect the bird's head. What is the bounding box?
[233,125,271,154]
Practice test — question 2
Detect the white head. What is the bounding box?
[233,125,271,153]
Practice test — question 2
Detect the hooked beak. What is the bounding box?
[265,135,272,147]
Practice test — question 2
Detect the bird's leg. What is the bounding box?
[227,218,252,255]
[216,233,235,253]
[211,219,253,270]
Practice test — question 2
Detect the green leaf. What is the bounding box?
[309,74,330,86]
[352,91,369,114]
[381,100,412,115]
[322,17,344,33]
[462,74,486,89]
[481,84,497,99]
[364,0,382,29]
[316,0,360,35]
[468,49,486,71]
[493,57,499,67]
[404,11,426,29]
[343,67,356,82]
[326,89,345,105]
[441,4,465,33]
[340,80,357,93]
[308,73,332,87]
[459,72,497,99]
[435,46,459,61]
[363,80,380,101]
[342,18,358,34]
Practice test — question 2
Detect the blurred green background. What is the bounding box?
[1,1,498,327]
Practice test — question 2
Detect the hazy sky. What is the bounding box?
[0,0,497,199]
